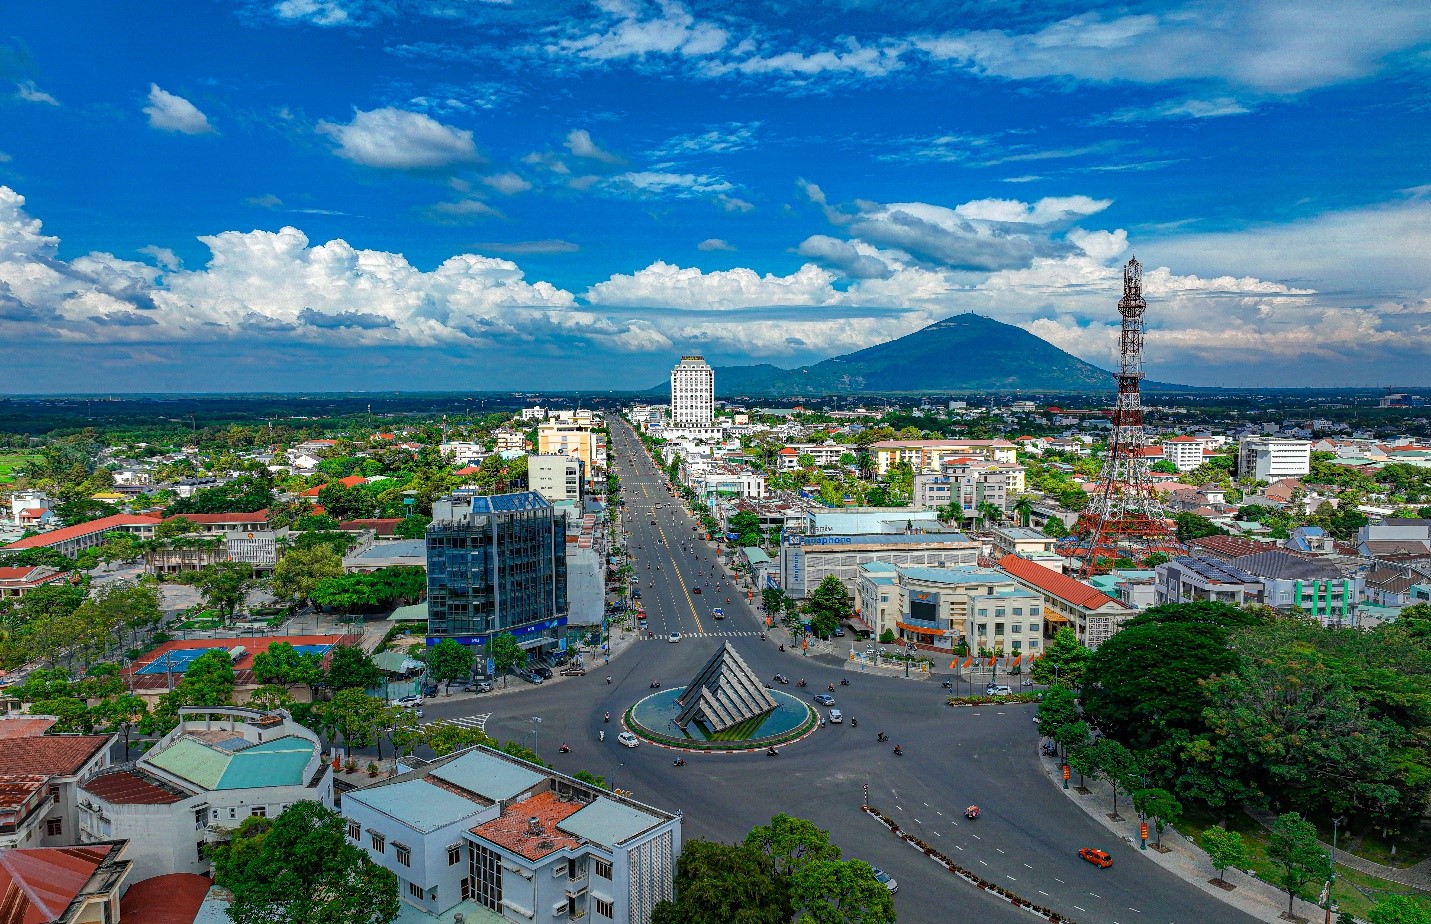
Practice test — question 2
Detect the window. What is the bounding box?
[976,624,987,635]
[1011,623,1021,633]
[395,843,411,866]
[48,785,59,803]
[46,818,62,837]
[197,842,206,862]
[595,897,615,918]
[1013,607,1023,616]
[1028,639,1040,649]
[448,844,462,866]
[994,622,1004,636]
[408,882,425,900]
[594,858,612,879]
[348,822,361,840]
[251,806,267,818]
[1029,622,1040,633]
[371,832,385,853]
[195,809,207,830]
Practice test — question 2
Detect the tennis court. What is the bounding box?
[135,642,335,675]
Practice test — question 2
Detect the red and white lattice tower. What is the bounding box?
[1074,257,1180,577]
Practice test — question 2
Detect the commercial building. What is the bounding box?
[1155,556,1266,608]
[996,554,1136,648]
[529,454,585,504]
[537,421,607,472]
[912,471,1015,517]
[803,507,941,536]
[870,439,1018,474]
[855,563,1042,654]
[426,491,568,654]
[987,526,1057,559]
[77,706,332,884]
[776,443,849,472]
[780,531,978,598]
[670,356,714,428]
[1237,438,1312,481]
[343,746,681,924]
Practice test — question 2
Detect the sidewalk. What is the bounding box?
[1041,754,1330,923]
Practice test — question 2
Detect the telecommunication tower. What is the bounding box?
[1074,257,1180,576]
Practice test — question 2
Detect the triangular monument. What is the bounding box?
[676,642,780,732]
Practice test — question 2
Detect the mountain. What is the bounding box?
[659,314,1125,396]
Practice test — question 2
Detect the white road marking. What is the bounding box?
[1037,890,1049,896]
[934,832,941,837]
[971,834,981,840]
[1053,877,1065,883]
[995,848,1004,854]
[955,845,964,851]
[936,811,943,816]
[1006,876,1017,881]
[1090,892,1102,898]
[1074,906,1086,913]
[978,860,988,866]
[1024,863,1034,869]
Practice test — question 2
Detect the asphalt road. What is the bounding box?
[422,420,1256,924]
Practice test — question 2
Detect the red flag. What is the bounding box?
[961,657,972,670]
[949,659,960,670]
[1012,654,1023,666]
[986,656,996,667]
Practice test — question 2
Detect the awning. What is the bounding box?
[895,621,955,637]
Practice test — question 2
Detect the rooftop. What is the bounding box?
[558,797,664,848]
[0,843,122,924]
[119,873,212,924]
[0,735,111,778]
[81,767,188,806]
[470,791,583,862]
[0,719,57,740]
[145,735,314,792]
[997,555,1124,611]
[344,778,487,833]
[430,749,545,803]
[3,514,158,550]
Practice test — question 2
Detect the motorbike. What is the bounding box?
[673,758,686,767]
[779,644,786,652]
[796,679,806,688]
[840,678,850,686]
[1041,742,1059,756]
[606,677,612,685]
[893,746,903,756]
[850,717,857,728]
[876,732,888,743]
[559,744,571,754]
[599,730,605,742]
[604,712,611,723]
[827,683,835,692]
[942,680,953,689]
[965,806,980,820]
[767,747,779,756]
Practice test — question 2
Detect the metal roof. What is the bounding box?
[559,796,664,848]
[145,735,313,792]
[453,491,551,514]
[430,750,545,803]
[346,779,486,833]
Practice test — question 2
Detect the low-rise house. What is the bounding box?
[0,720,114,850]
[1155,556,1266,608]
[2,514,159,557]
[0,565,73,599]
[163,511,270,534]
[0,840,130,924]
[343,746,680,924]
[77,706,332,884]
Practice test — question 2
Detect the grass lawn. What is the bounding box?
[1177,806,1431,921]
[0,453,40,486]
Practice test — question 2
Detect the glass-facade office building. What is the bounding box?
[426,490,568,651]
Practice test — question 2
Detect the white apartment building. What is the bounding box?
[440,441,488,465]
[1238,438,1312,481]
[854,563,1043,653]
[670,356,714,427]
[529,454,585,503]
[344,746,681,924]
[776,443,849,472]
[1160,436,1215,472]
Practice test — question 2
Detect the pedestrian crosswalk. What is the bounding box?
[426,713,490,731]
[640,630,761,641]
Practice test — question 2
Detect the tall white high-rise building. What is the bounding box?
[670,355,714,427]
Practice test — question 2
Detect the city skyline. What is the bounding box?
[1,0,1429,392]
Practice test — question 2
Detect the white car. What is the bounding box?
[617,732,640,748]
[870,867,898,893]
[829,709,843,724]
[669,632,681,643]
[390,695,422,708]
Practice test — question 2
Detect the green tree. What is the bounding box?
[271,545,344,608]
[1054,719,1092,760]
[1090,737,1140,819]
[805,576,851,639]
[761,586,787,615]
[1041,515,1068,538]
[1030,627,1089,687]
[427,639,475,686]
[326,645,382,691]
[490,632,524,684]
[877,628,896,644]
[744,813,842,880]
[392,516,429,540]
[192,561,255,623]
[179,648,237,705]
[316,482,377,522]
[573,770,609,790]
[1012,495,1035,527]
[1267,812,1332,919]
[501,740,544,766]
[1369,896,1431,924]
[1174,512,1229,542]
[789,859,895,924]
[1036,685,1079,738]
[650,840,786,924]
[423,723,495,757]
[252,642,324,691]
[1132,787,1181,847]
[1197,826,1249,886]
[210,801,399,924]
[317,688,388,752]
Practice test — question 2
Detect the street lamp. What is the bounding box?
[530,716,542,757]
[1325,816,1346,924]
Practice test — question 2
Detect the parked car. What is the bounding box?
[692,587,701,594]
[814,693,835,706]
[560,666,587,677]
[833,626,846,637]
[518,670,545,685]
[421,682,439,697]
[467,680,494,694]
[870,867,898,893]
[617,732,640,748]
[986,684,1013,696]
[1079,848,1113,869]
[531,665,554,679]
[828,709,843,724]
[390,695,422,708]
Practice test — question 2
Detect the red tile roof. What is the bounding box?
[3,514,159,551]
[0,776,47,813]
[0,736,111,777]
[1187,535,1277,560]
[119,873,212,924]
[997,554,1122,610]
[470,791,583,861]
[455,465,481,476]
[338,518,403,536]
[0,844,119,924]
[337,475,367,487]
[1165,436,1201,442]
[81,768,186,806]
[0,720,56,741]
[164,511,268,525]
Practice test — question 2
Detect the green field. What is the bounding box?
[0,453,40,486]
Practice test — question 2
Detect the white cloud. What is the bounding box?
[1105,96,1252,122]
[651,123,759,157]
[143,85,215,135]
[469,240,579,254]
[246,193,284,208]
[602,171,733,197]
[483,172,533,195]
[15,81,58,106]
[551,0,729,62]
[704,38,907,79]
[317,107,481,170]
[564,129,624,164]
[697,238,734,251]
[915,1,1431,94]
[272,0,355,25]
[717,194,754,213]
[427,198,503,222]
[138,246,181,271]
[585,260,838,309]
[796,235,893,279]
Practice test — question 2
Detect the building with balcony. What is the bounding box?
[537,422,607,472]
[781,531,978,599]
[1237,438,1312,481]
[426,491,568,656]
[343,746,680,924]
[854,563,1042,654]
[0,721,113,851]
[870,439,1018,474]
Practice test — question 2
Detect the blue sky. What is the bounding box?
[1,0,1429,392]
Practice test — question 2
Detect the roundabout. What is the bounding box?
[625,687,816,751]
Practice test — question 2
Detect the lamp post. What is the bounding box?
[1325,816,1345,924]
[530,716,542,758]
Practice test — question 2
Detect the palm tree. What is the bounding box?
[977,502,1004,529]
[1013,495,1035,527]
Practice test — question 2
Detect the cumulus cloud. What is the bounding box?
[482,172,533,195]
[697,238,734,251]
[143,85,215,135]
[15,81,58,105]
[550,0,729,62]
[796,235,893,279]
[564,129,625,164]
[585,260,838,309]
[318,107,482,170]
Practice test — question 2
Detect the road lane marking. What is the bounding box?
[936,811,943,816]
[1024,863,1033,869]
[971,834,980,840]
[914,819,922,824]
[978,860,988,866]
[1006,876,1016,881]
[1054,878,1065,883]
[1037,891,1049,897]
[955,845,964,851]
[934,832,941,837]
[995,848,1004,854]
[1074,907,1086,913]
[1090,892,1101,898]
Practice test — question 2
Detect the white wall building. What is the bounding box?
[670,356,714,428]
[440,442,488,465]
[1238,438,1312,481]
[1160,436,1215,472]
[529,454,585,503]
